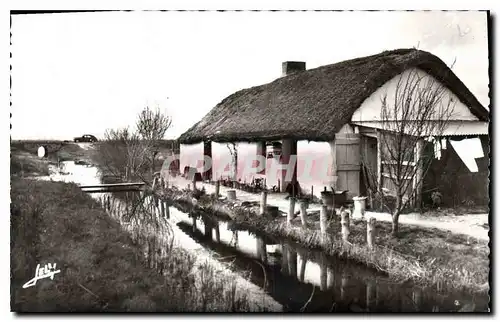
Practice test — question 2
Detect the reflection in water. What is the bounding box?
[256,237,267,264]
[299,253,307,282]
[340,269,348,303]
[171,207,489,312]
[281,245,288,275]
[327,266,334,290]
[366,280,376,312]
[288,247,298,279]
[319,255,327,292]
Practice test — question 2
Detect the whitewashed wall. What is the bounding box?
[180,140,332,198]
[351,67,480,122]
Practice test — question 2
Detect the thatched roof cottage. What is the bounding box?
[178,48,489,207]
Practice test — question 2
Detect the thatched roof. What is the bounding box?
[178,48,489,144]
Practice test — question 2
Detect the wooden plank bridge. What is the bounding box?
[79,182,146,193]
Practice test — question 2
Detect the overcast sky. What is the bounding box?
[10,10,489,140]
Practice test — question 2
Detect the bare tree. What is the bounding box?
[95,105,172,184]
[95,127,153,182]
[136,105,173,178]
[226,143,238,181]
[362,68,456,237]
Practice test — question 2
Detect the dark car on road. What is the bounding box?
[74,134,98,143]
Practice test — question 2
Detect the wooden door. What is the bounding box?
[336,133,361,197]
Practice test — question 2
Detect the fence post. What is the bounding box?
[192,177,197,191]
[260,191,267,216]
[341,210,350,243]
[367,217,376,249]
[215,223,221,243]
[320,205,328,243]
[227,189,236,201]
[215,180,220,198]
[287,197,296,225]
[299,200,308,228]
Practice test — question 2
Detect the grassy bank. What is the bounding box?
[10,178,263,312]
[161,187,489,296]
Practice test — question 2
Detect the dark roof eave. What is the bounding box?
[178,132,336,145]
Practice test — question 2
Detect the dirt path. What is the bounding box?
[360,211,489,241]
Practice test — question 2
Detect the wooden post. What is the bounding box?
[227,189,236,201]
[376,130,382,192]
[311,186,314,199]
[204,222,213,240]
[233,231,239,247]
[260,191,267,216]
[287,197,295,225]
[256,141,266,175]
[203,141,213,181]
[215,223,221,243]
[192,217,197,233]
[341,210,350,243]
[328,137,338,190]
[256,237,267,263]
[299,200,308,227]
[414,138,425,209]
[367,217,376,250]
[280,139,297,193]
[192,176,197,191]
[215,180,220,198]
[320,205,328,243]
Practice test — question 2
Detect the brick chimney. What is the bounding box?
[282,61,306,77]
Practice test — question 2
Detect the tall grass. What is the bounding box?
[10,178,261,312]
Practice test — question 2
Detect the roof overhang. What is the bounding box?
[352,121,489,137]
